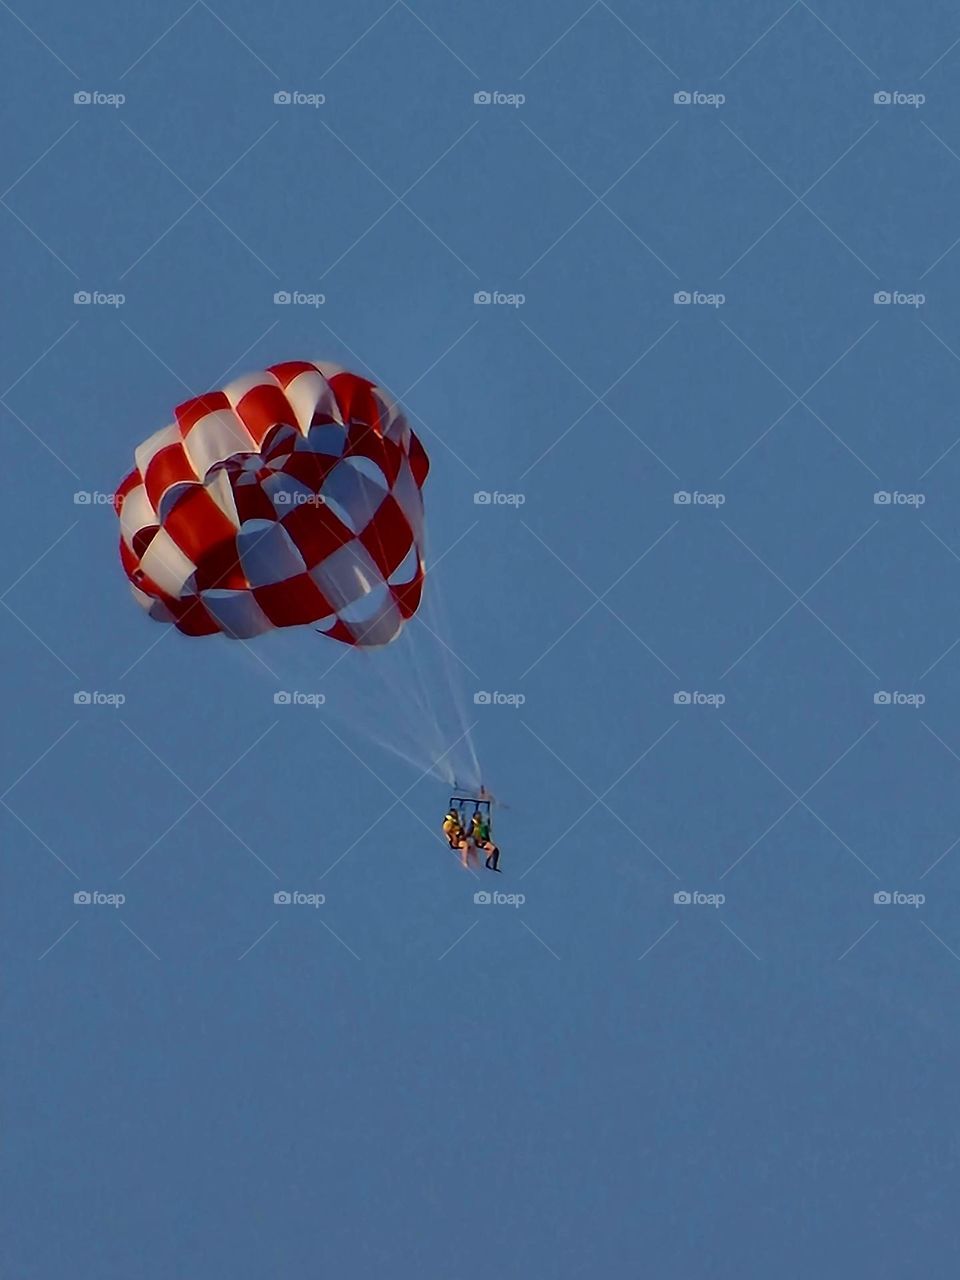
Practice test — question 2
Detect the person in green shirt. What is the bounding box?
[469,810,500,872]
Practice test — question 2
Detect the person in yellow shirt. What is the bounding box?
[442,808,466,851]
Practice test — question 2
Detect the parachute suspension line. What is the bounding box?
[353,445,448,747]
[351,639,454,783]
[329,441,454,776]
[414,540,482,791]
[309,587,450,783]
[328,683,452,782]
[378,618,444,742]
[322,426,480,790]
[317,553,480,790]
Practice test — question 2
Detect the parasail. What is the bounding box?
[115,361,429,646]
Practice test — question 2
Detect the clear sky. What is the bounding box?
[4,1,960,1276]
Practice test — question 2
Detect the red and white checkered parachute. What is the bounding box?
[115,361,429,646]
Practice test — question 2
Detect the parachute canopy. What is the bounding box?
[115,361,429,646]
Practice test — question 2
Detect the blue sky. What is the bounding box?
[4,1,960,1275]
